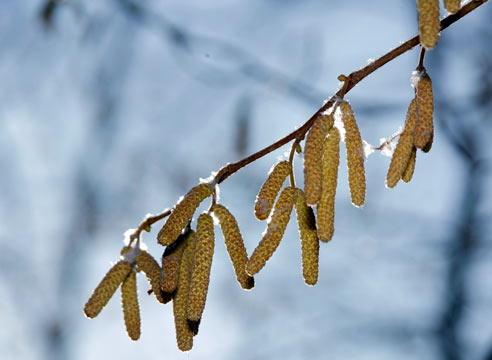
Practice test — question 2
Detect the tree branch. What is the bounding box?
[128,209,172,245]
[215,0,489,184]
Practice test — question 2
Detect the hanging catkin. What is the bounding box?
[136,251,165,304]
[173,231,197,352]
[317,127,340,242]
[84,260,133,319]
[414,70,434,152]
[161,232,188,294]
[304,114,335,206]
[255,161,292,220]
[246,186,296,276]
[339,101,366,207]
[158,183,213,246]
[121,270,141,341]
[294,188,319,286]
[212,204,255,290]
[416,0,440,49]
[402,147,417,183]
[187,213,215,322]
[386,98,417,188]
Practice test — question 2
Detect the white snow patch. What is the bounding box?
[363,140,375,158]
[379,137,396,157]
[411,70,423,89]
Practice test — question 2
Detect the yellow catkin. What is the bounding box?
[255,161,292,220]
[121,270,140,341]
[402,147,417,183]
[212,204,254,290]
[304,113,335,206]
[294,188,319,286]
[173,231,197,352]
[187,213,215,322]
[417,0,440,49]
[161,231,188,294]
[339,101,366,207]
[246,186,296,276]
[317,128,340,243]
[444,0,460,14]
[386,98,418,188]
[135,251,165,304]
[84,260,133,319]
[414,71,434,151]
[157,183,213,246]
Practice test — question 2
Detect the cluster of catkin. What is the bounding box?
[247,100,366,286]
[417,0,461,49]
[84,182,258,351]
[83,246,166,341]
[83,72,433,351]
[386,67,434,188]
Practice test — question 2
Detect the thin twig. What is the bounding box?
[129,209,172,246]
[214,0,488,184]
[417,48,426,71]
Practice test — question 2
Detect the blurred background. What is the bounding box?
[1,0,492,359]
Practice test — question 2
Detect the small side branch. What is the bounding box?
[129,209,172,245]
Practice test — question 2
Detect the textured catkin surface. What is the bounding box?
[187,213,215,321]
[317,128,340,242]
[212,204,254,289]
[304,114,334,206]
[255,161,292,220]
[135,251,165,303]
[340,101,366,207]
[294,189,319,286]
[157,183,212,246]
[415,72,434,151]
[417,0,440,49]
[84,260,133,319]
[444,0,460,14]
[121,270,140,341]
[386,98,417,188]
[402,147,417,183]
[173,232,197,352]
[247,186,296,276]
[161,238,187,294]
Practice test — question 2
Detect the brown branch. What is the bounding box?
[215,0,489,184]
[129,209,171,245]
[417,48,426,71]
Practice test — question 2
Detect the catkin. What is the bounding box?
[255,161,292,220]
[157,183,213,246]
[173,231,197,352]
[212,204,254,290]
[246,186,296,276]
[187,213,215,322]
[402,147,417,183]
[161,231,188,294]
[84,260,133,319]
[317,128,340,243]
[136,251,165,304]
[417,0,440,49]
[386,98,417,188]
[294,188,319,286]
[444,0,460,14]
[414,71,434,151]
[339,101,366,207]
[304,113,335,206]
[121,270,140,341]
